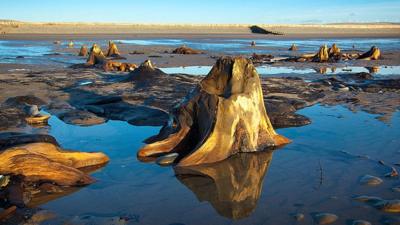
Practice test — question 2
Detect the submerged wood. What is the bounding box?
[138,56,290,166]
[0,142,109,186]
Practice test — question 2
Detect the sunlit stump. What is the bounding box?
[175,151,273,219]
[312,45,329,62]
[106,41,121,57]
[328,43,341,56]
[86,44,106,66]
[358,46,381,60]
[78,45,88,56]
[138,56,290,166]
[0,142,109,186]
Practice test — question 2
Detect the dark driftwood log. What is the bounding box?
[358,46,381,60]
[0,142,109,186]
[86,44,106,66]
[78,45,88,56]
[175,150,273,219]
[138,56,290,166]
[106,41,121,57]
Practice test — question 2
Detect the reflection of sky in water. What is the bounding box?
[38,105,400,225]
[161,65,400,76]
[118,38,400,53]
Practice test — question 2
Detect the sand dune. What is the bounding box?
[0,21,399,38]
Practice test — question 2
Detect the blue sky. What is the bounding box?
[1,0,400,24]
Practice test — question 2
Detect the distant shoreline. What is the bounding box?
[1,21,399,39]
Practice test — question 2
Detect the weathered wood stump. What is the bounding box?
[0,142,109,186]
[78,45,88,56]
[138,56,290,166]
[358,46,381,60]
[106,41,121,57]
[289,44,298,51]
[312,45,329,62]
[86,44,106,66]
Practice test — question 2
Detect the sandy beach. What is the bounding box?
[1,21,400,39]
[0,18,400,225]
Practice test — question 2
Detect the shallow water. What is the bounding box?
[1,38,400,65]
[31,104,400,225]
[118,38,400,54]
[160,65,400,78]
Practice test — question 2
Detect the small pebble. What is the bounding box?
[313,213,338,225]
[156,153,179,166]
[353,195,382,204]
[374,199,400,213]
[392,186,400,192]
[359,175,383,186]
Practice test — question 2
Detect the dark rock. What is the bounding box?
[0,132,59,151]
[58,110,106,126]
[4,95,46,107]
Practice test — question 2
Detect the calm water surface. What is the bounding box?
[1,38,400,64]
[33,105,400,225]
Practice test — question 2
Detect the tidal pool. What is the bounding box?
[30,104,400,225]
[160,65,400,78]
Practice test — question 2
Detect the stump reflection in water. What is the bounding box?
[175,150,273,220]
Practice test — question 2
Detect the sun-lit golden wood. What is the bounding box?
[103,61,137,72]
[24,115,50,124]
[312,45,329,62]
[358,46,381,60]
[0,142,109,186]
[86,43,106,66]
[138,56,290,166]
[106,41,121,57]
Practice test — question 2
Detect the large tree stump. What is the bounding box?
[358,46,381,60]
[0,142,109,186]
[175,150,273,219]
[106,41,121,57]
[312,45,329,62]
[138,57,290,166]
[86,44,106,66]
